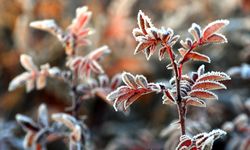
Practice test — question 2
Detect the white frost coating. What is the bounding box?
[191,80,227,90]
[189,89,218,100]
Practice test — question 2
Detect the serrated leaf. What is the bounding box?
[179,48,211,63]
[197,71,231,82]
[203,20,229,39]
[192,81,226,90]
[189,90,218,100]
[206,33,227,43]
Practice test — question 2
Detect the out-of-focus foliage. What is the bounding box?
[0,0,250,149]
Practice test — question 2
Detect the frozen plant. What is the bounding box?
[107,10,231,149]
[9,5,122,150]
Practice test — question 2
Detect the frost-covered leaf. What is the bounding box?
[107,73,155,111]
[16,114,39,132]
[122,72,137,89]
[30,20,61,37]
[189,89,218,100]
[192,81,226,90]
[52,113,77,130]
[179,48,210,63]
[197,71,231,82]
[186,97,206,107]
[188,23,202,41]
[68,6,92,35]
[134,42,150,55]
[203,20,229,39]
[20,54,38,71]
[88,45,110,60]
[162,90,176,105]
[8,72,32,91]
[206,33,227,43]
[135,75,148,88]
[137,10,154,34]
[38,104,48,128]
[110,74,122,90]
[36,74,46,90]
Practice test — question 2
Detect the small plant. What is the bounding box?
[107,10,231,149]
[9,6,121,150]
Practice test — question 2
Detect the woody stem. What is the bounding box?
[164,44,186,135]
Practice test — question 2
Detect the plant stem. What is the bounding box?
[163,44,186,135]
[177,101,186,135]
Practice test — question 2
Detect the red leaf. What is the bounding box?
[197,72,231,82]
[206,33,227,43]
[186,97,206,107]
[134,42,150,55]
[179,48,211,63]
[135,75,148,88]
[203,20,229,39]
[192,81,226,90]
[189,90,218,100]
[122,72,137,89]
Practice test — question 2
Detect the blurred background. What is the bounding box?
[0,0,250,149]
